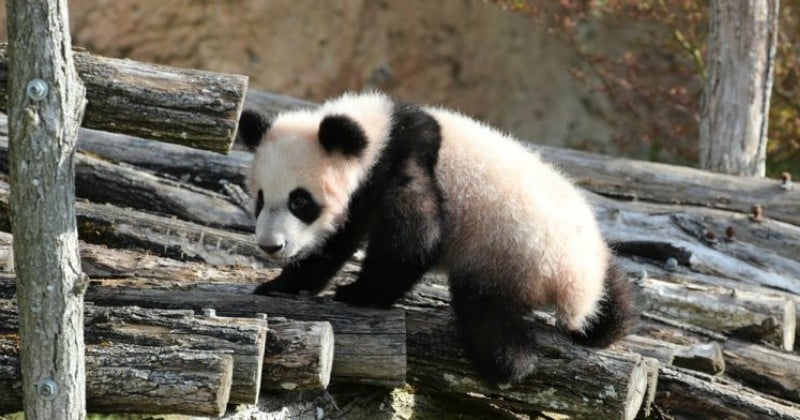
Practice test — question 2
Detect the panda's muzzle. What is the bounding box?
[259,241,286,255]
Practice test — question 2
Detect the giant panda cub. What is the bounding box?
[238,92,634,384]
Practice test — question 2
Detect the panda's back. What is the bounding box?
[424,106,608,306]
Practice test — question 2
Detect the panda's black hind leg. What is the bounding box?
[449,278,538,385]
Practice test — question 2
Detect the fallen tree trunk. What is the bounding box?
[0,180,266,267]
[591,195,800,294]
[0,338,234,417]
[536,144,800,227]
[622,335,725,376]
[0,299,266,404]
[81,284,406,388]
[0,137,253,231]
[723,339,800,404]
[654,366,800,419]
[404,306,657,420]
[619,256,800,350]
[638,276,795,351]
[81,282,656,418]
[0,44,248,152]
[263,318,334,391]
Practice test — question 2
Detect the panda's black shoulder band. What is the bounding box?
[238,109,272,151]
[319,115,368,157]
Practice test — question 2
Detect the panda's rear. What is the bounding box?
[239,92,635,385]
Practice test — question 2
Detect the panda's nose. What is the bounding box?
[259,242,285,255]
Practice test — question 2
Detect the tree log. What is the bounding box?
[620,256,800,351]
[404,306,657,420]
[85,305,266,404]
[723,339,800,404]
[0,299,265,404]
[263,318,334,391]
[637,276,795,351]
[81,285,406,387]
[0,45,248,152]
[0,338,234,417]
[0,180,266,267]
[590,194,800,294]
[0,137,254,231]
[622,335,725,376]
[655,366,800,420]
[19,88,799,227]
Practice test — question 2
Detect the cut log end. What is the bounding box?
[624,355,651,420]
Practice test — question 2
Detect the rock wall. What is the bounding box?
[0,0,619,150]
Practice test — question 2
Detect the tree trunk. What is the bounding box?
[0,44,248,153]
[5,1,88,418]
[699,0,779,176]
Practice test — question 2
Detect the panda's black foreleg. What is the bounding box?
[333,232,439,307]
[333,181,443,307]
[254,222,364,296]
[449,277,538,385]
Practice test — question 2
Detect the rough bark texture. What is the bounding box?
[0,299,265,405]
[655,367,800,420]
[0,338,234,417]
[5,1,88,418]
[263,318,335,391]
[0,180,267,267]
[699,0,779,176]
[82,285,407,388]
[0,44,248,152]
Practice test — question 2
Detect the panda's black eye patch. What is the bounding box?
[288,188,321,224]
[254,190,264,217]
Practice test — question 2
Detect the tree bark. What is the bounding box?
[82,285,408,387]
[699,0,780,176]
[263,318,335,391]
[0,338,235,417]
[655,366,800,419]
[5,1,88,418]
[0,45,248,153]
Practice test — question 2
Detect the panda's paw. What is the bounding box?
[253,278,301,296]
[334,283,393,308]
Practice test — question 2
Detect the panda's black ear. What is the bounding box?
[237,109,272,151]
[318,115,368,157]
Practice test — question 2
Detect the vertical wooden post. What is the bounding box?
[699,0,779,177]
[5,1,87,419]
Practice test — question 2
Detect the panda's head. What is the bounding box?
[238,94,393,263]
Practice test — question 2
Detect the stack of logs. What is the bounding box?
[0,89,799,418]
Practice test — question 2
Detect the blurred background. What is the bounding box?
[0,0,796,176]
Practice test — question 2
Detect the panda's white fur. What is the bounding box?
[427,105,609,331]
[247,93,394,261]
[239,91,634,384]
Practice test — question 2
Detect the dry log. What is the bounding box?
[537,144,800,227]
[0,338,234,417]
[622,335,725,376]
[0,136,253,232]
[81,284,406,387]
[263,318,334,391]
[0,180,266,267]
[85,305,266,404]
[654,366,800,420]
[620,256,800,351]
[0,44,248,152]
[723,339,800,404]
[590,194,800,294]
[65,88,800,224]
[404,307,657,420]
[637,276,795,351]
[0,299,266,404]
